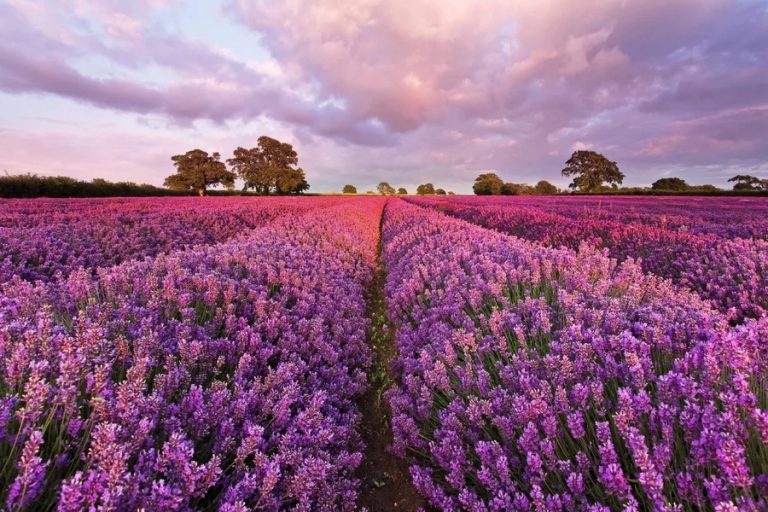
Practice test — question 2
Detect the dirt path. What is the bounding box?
[356,201,426,511]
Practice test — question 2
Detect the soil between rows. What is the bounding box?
[355,201,426,511]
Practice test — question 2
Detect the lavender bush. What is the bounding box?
[409,197,768,322]
[2,194,766,511]
[0,197,339,283]
[384,200,767,511]
[410,195,768,240]
[0,198,385,510]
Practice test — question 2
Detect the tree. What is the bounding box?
[501,182,519,195]
[228,136,309,195]
[728,175,768,191]
[435,188,447,195]
[652,177,689,191]
[275,168,309,194]
[416,183,436,195]
[473,173,504,195]
[534,180,558,194]
[377,182,396,195]
[561,151,624,192]
[397,187,408,195]
[342,184,357,194]
[165,149,235,196]
[690,184,720,192]
[501,182,532,195]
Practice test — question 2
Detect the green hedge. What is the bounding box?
[0,174,190,198]
[566,187,768,196]
[0,174,318,198]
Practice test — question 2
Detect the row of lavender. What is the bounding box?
[428,195,768,240]
[0,197,347,283]
[383,200,767,511]
[409,197,768,322]
[0,198,384,510]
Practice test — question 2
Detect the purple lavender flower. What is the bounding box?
[1,197,386,510]
[5,430,48,510]
[383,199,768,511]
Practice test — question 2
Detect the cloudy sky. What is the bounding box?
[1,0,766,193]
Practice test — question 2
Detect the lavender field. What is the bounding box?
[1,196,766,511]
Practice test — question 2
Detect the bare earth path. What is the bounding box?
[356,201,426,511]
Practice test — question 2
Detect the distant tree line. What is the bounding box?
[646,175,768,193]
[4,145,765,198]
[0,174,190,198]
[0,173,300,198]
[473,150,768,195]
[649,177,720,193]
[415,183,452,195]
[164,136,309,196]
[342,181,454,195]
[473,173,559,195]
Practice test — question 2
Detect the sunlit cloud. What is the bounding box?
[0,0,766,192]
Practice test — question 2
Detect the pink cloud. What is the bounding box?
[0,0,766,189]
[635,107,768,161]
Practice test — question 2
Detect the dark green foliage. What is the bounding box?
[561,150,624,192]
[416,183,436,195]
[501,182,533,195]
[397,187,408,195]
[567,185,768,196]
[472,173,503,195]
[729,175,768,191]
[227,136,309,195]
[342,184,357,194]
[533,180,558,194]
[651,177,689,191]
[0,174,189,198]
[500,182,518,195]
[435,188,447,195]
[474,174,555,195]
[165,149,235,196]
[377,182,396,195]
[690,184,720,192]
